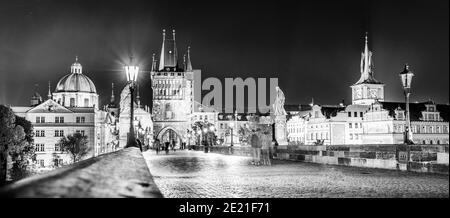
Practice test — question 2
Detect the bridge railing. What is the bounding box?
[0,147,163,198]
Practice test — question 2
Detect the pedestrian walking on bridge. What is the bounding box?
[250,131,261,165]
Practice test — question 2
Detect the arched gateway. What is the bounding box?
[157,126,183,146]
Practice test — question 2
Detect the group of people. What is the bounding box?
[153,139,187,155]
[250,130,276,166]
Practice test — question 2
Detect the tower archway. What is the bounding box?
[157,126,183,146]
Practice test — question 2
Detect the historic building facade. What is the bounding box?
[12,58,101,169]
[287,34,449,145]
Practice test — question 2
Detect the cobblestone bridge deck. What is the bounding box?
[144,150,449,198]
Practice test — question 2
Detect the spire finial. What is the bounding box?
[111,82,115,104]
[183,54,186,70]
[151,53,156,71]
[75,55,78,62]
[405,63,409,70]
[173,29,176,40]
[186,46,193,72]
[162,29,166,39]
[47,81,52,100]
[365,32,368,44]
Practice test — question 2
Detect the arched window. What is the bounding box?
[70,98,75,107]
[84,98,89,107]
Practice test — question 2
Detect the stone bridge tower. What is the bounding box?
[151,29,196,144]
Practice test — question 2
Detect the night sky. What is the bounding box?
[0,0,448,108]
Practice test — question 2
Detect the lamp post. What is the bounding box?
[124,57,140,148]
[399,63,414,170]
[229,122,234,147]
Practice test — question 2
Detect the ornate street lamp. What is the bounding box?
[124,56,140,148]
[399,63,414,170]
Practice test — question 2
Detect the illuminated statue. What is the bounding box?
[273,86,287,116]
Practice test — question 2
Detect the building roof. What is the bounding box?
[377,101,449,122]
[55,58,97,93]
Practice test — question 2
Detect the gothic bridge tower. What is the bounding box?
[151,29,197,144]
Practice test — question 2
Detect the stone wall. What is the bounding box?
[192,144,449,175]
[0,147,163,198]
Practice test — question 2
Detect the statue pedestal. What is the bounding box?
[274,115,288,146]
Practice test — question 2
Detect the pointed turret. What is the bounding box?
[151,53,157,71]
[186,46,193,72]
[47,81,52,100]
[158,29,179,71]
[111,83,115,104]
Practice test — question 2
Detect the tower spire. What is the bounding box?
[183,54,187,71]
[110,82,115,104]
[186,46,193,72]
[158,28,178,71]
[47,81,52,100]
[158,29,166,71]
[151,53,156,71]
[355,32,379,85]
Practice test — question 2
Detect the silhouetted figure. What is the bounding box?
[155,139,161,155]
[136,139,142,152]
[171,139,176,151]
[165,142,170,154]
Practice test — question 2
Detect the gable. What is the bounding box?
[27,99,73,114]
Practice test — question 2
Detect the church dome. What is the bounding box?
[54,57,97,93]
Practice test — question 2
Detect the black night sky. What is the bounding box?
[0,0,448,108]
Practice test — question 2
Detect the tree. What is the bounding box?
[58,133,90,163]
[9,116,35,180]
[0,105,35,185]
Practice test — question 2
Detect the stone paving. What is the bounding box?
[143,149,449,198]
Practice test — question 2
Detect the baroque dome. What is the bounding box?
[55,57,97,93]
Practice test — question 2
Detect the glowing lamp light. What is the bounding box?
[209,126,215,131]
[124,65,140,83]
[203,128,208,133]
[197,130,202,135]
[400,64,414,90]
[229,122,234,128]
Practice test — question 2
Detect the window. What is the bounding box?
[349,123,352,128]
[360,112,363,117]
[70,98,75,107]
[36,144,45,152]
[55,144,60,152]
[354,112,358,117]
[81,117,85,123]
[349,134,353,140]
[39,160,44,167]
[55,116,64,123]
[84,98,89,107]
[36,117,40,123]
[76,130,85,136]
[36,130,45,137]
[348,112,351,117]
[55,130,59,137]
[355,123,358,128]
